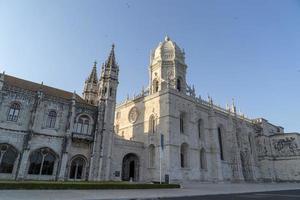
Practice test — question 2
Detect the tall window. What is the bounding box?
[149,115,156,134]
[149,145,155,168]
[176,79,181,91]
[218,127,224,160]
[180,143,188,168]
[7,102,20,122]
[198,119,203,139]
[28,148,56,175]
[180,113,185,133]
[46,110,57,128]
[0,144,18,173]
[75,115,90,134]
[69,156,86,180]
[200,148,207,170]
[109,87,113,97]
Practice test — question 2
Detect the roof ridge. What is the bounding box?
[5,74,73,94]
[4,74,94,106]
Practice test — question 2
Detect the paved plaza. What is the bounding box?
[161,190,300,200]
[1,182,300,200]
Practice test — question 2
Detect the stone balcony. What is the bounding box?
[71,132,93,142]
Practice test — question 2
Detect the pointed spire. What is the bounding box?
[165,35,170,41]
[87,61,98,84]
[104,44,118,69]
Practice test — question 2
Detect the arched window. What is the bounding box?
[149,115,156,134]
[0,144,18,173]
[176,79,181,91]
[46,110,57,128]
[180,113,185,134]
[149,144,155,168]
[75,115,90,134]
[153,79,159,93]
[7,102,21,122]
[180,143,188,168]
[200,148,207,170]
[28,148,56,175]
[69,156,86,180]
[218,126,224,161]
[198,119,203,139]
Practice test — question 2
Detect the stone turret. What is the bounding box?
[83,62,98,105]
[89,44,119,181]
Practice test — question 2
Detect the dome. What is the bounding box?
[152,36,185,64]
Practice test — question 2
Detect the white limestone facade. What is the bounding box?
[0,37,299,183]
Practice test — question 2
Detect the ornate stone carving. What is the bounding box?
[273,137,298,156]
[128,107,139,123]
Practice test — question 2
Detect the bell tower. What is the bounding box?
[149,36,187,94]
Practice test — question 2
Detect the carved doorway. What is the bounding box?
[122,153,139,182]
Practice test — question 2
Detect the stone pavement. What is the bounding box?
[1,182,300,200]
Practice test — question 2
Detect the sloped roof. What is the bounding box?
[4,74,92,105]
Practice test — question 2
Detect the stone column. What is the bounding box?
[58,92,76,181]
[16,149,30,180]
[58,136,71,181]
[228,114,244,182]
[208,107,223,181]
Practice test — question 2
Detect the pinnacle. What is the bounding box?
[104,44,118,69]
[87,62,98,84]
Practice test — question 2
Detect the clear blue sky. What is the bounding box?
[0,0,299,132]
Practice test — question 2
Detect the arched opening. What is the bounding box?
[217,126,224,161]
[0,144,18,173]
[7,102,21,122]
[180,143,188,168]
[200,148,207,170]
[122,153,139,182]
[46,110,57,128]
[28,148,56,175]
[149,115,156,134]
[69,156,86,180]
[148,144,155,168]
